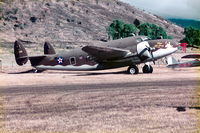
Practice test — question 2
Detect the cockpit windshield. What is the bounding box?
[141,36,150,41]
[136,36,150,43]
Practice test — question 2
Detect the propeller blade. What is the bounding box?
[145,45,155,64]
[151,51,155,64]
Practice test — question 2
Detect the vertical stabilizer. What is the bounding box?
[44,42,56,55]
[167,56,179,65]
[14,40,28,66]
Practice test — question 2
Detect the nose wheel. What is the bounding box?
[127,65,139,74]
[142,64,153,73]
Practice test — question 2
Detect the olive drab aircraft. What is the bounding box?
[14,36,179,74]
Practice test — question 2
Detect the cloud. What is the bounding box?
[120,0,200,20]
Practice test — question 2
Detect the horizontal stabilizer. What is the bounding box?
[29,55,46,66]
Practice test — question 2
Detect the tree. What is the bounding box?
[107,20,171,40]
[122,24,138,38]
[133,19,140,27]
[138,23,169,39]
[107,20,138,40]
[181,27,200,47]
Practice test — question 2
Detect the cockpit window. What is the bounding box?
[136,37,150,43]
[136,38,143,43]
[141,36,150,41]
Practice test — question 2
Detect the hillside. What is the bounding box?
[0,0,184,47]
[168,18,200,29]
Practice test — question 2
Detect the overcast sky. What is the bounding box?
[120,0,200,20]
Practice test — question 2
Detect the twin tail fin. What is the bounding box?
[14,40,28,66]
[14,40,56,66]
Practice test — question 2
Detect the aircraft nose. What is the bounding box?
[147,39,179,50]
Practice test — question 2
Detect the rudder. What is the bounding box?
[44,42,56,55]
[14,40,28,66]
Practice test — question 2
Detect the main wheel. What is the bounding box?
[142,65,153,73]
[127,65,139,74]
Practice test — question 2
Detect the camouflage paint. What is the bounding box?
[14,36,179,71]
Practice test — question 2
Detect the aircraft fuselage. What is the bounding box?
[34,36,178,71]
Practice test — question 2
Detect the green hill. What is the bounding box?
[168,18,200,29]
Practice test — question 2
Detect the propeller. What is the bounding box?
[137,41,155,64]
[148,46,155,64]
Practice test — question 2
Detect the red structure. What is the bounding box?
[180,43,188,53]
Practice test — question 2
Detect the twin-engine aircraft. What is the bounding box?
[14,36,178,74]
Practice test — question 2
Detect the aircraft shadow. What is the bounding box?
[76,70,133,76]
[156,104,200,112]
[171,106,200,112]
[8,69,36,74]
[8,70,146,76]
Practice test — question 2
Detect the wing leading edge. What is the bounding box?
[82,45,134,61]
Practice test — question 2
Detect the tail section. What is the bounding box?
[167,56,179,65]
[167,56,180,68]
[44,42,56,55]
[14,40,28,66]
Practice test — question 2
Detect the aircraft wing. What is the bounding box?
[182,54,200,59]
[82,45,133,61]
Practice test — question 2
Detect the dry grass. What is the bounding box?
[196,68,200,132]
[0,65,199,133]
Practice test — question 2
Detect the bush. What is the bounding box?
[107,20,138,40]
[138,23,168,39]
[107,20,170,40]
[181,27,200,47]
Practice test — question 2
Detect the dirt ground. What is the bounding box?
[0,64,199,133]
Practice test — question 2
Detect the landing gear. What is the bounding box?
[127,64,153,75]
[142,64,153,73]
[127,65,139,74]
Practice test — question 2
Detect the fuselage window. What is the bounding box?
[69,57,76,65]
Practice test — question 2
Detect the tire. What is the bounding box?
[142,65,153,73]
[127,65,139,74]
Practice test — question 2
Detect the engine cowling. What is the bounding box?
[137,41,152,60]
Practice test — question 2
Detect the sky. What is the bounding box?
[120,0,200,20]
